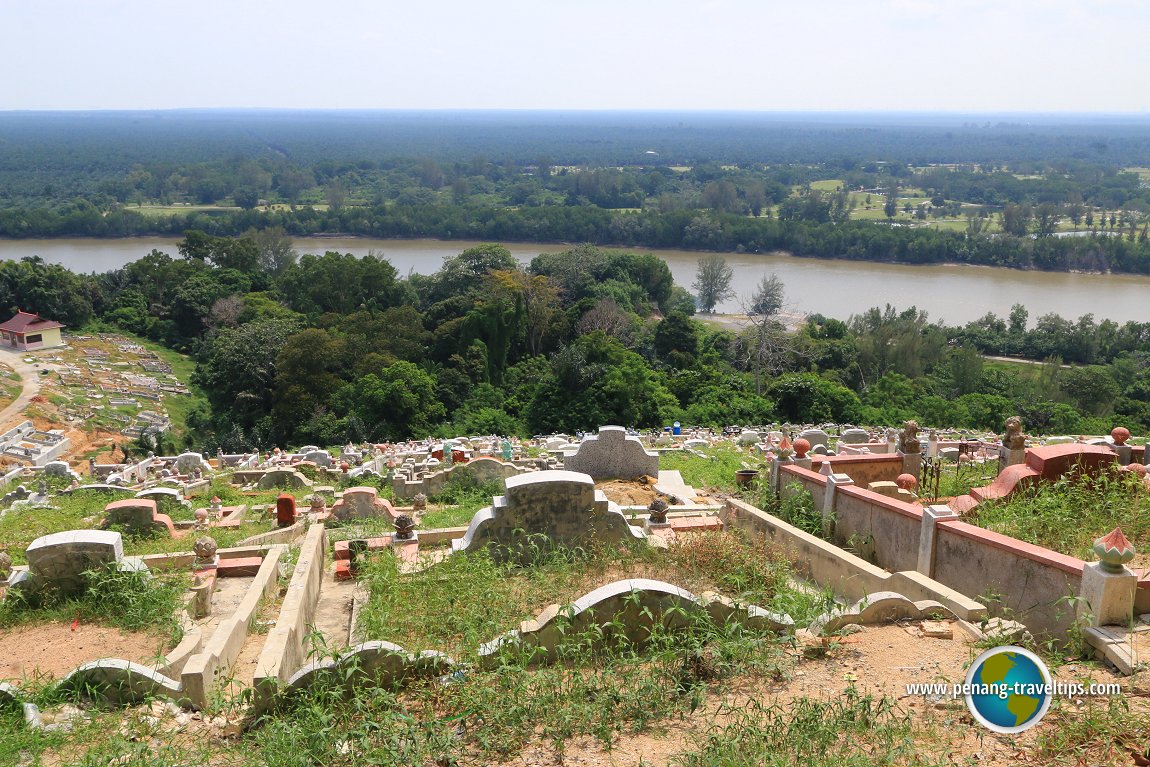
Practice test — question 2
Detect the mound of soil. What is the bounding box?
[595,479,658,506]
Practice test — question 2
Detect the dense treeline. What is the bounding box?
[6,112,1150,278]
[2,234,1148,452]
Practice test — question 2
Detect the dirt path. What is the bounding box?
[0,347,48,430]
[984,354,1072,369]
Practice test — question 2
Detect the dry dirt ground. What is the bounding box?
[0,621,170,683]
[504,621,1145,767]
[19,620,1148,766]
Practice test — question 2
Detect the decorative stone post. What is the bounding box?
[898,421,923,477]
[999,416,1027,472]
[792,438,812,470]
[926,430,939,459]
[1111,427,1132,466]
[821,471,854,538]
[275,493,297,528]
[917,505,959,577]
[193,536,219,570]
[1078,527,1137,627]
[393,514,417,543]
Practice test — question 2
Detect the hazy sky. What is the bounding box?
[4,0,1148,112]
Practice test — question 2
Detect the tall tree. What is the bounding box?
[749,273,785,316]
[692,255,734,314]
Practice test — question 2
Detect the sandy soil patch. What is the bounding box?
[595,479,659,506]
[0,620,170,682]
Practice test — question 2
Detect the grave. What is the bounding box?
[737,430,761,446]
[101,498,176,537]
[561,426,659,481]
[175,452,212,475]
[392,456,534,500]
[256,468,313,490]
[330,486,398,523]
[8,530,131,599]
[136,487,191,517]
[301,449,333,468]
[797,428,829,448]
[453,470,646,562]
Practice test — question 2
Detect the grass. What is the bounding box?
[0,487,276,563]
[757,482,825,539]
[0,495,117,565]
[353,530,818,659]
[0,562,188,649]
[252,535,811,764]
[968,470,1150,559]
[935,460,998,499]
[670,690,952,766]
[660,444,749,491]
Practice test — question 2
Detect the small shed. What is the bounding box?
[0,310,65,350]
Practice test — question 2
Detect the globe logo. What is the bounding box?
[965,645,1053,733]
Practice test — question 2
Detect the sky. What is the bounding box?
[3,0,1148,112]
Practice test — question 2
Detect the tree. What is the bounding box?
[1002,204,1031,237]
[739,273,792,394]
[767,373,862,423]
[325,180,348,211]
[883,185,898,220]
[702,180,740,214]
[692,255,734,314]
[653,312,700,368]
[334,362,445,441]
[192,317,302,430]
[749,273,785,316]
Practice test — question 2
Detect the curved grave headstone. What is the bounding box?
[453,470,645,563]
[561,426,658,480]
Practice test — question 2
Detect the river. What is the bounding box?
[3,236,1148,325]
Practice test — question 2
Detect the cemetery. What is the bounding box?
[0,420,1148,763]
[0,333,193,479]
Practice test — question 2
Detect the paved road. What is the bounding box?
[0,347,47,430]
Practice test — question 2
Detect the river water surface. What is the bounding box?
[3,236,1148,325]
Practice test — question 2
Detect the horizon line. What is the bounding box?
[1,107,1149,118]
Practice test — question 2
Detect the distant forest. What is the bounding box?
[3,111,1150,274]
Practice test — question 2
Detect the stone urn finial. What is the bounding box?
[412,493,428,512]
[193,535,218,566]
[648,497,670,524]
[1111,427,1131,447]
[1093,527,1135,573]
[896,473,918,492]
[0,550,12,580]
[776,433,793,460]
[394,514,416,540]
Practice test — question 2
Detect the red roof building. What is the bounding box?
[0,310,65,351]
